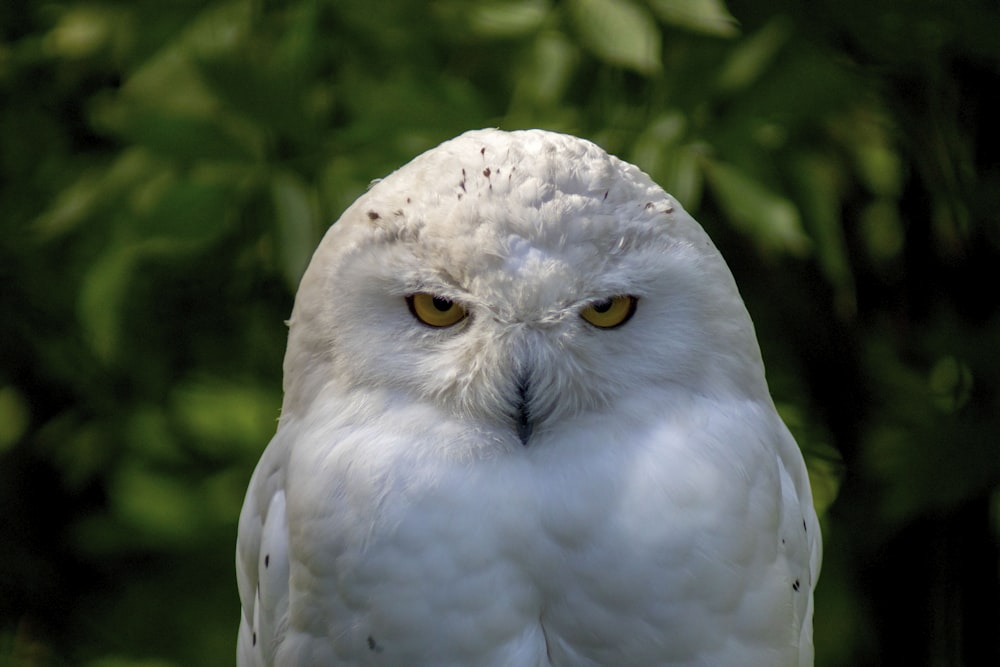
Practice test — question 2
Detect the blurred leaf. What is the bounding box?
[648,0,739,37]
[928,356,973,413]
[512,30,580,109]
[859,198,905,262]
[566,0,661,74]
[104,110,262,163]
[807,452,843,519]
[715,16,790,92]
[109,463,204,546]
[75,462,242,553]
[631,111,687,174]
[177,0,253,57]
[630,112,704,207]
[194,54,314,144]
[34,414,115,491]
[201,466,254,526]
[272,0,322,70]
[125,407,184,466]
[170,377,279,454]
[663,146,703,210]
[78,245,139,362]
[856,143,903,198]
[108,45,217,120]
[704,159,811,256]
[82,1,255,158]
[32,169,108,239]
[138,178,236,246]
[0,386,29,453]
[271,170,321,290]
[34,150,161,239]
[777,401,843,519]
[44,5,126,60]
[468,0,552,37]
[789,152,855,315]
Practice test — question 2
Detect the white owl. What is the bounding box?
[236,129,821,667]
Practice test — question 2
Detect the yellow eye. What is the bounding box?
[580,295,637,329]
[406,293,468,328]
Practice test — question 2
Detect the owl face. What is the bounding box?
[282,130,767,450]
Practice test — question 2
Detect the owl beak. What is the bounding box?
[515,374,533,446]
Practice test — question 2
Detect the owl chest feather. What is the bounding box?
[274,398,809,666]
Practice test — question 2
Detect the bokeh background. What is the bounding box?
[2,0,998,665]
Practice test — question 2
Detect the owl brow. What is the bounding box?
[434,267,464,288]
[403,269,467,299]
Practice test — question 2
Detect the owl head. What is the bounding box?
[280,129,769,450]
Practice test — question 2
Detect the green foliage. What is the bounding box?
[2,0,999,665]
[567,0,662,74]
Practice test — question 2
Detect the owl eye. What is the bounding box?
[406,293,468,328]
[580,295,637,329]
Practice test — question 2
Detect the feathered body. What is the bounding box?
[237,129,820,666]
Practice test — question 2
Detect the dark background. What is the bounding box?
[2,0,998,664]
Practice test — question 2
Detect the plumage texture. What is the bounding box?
[236,128,821,667]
